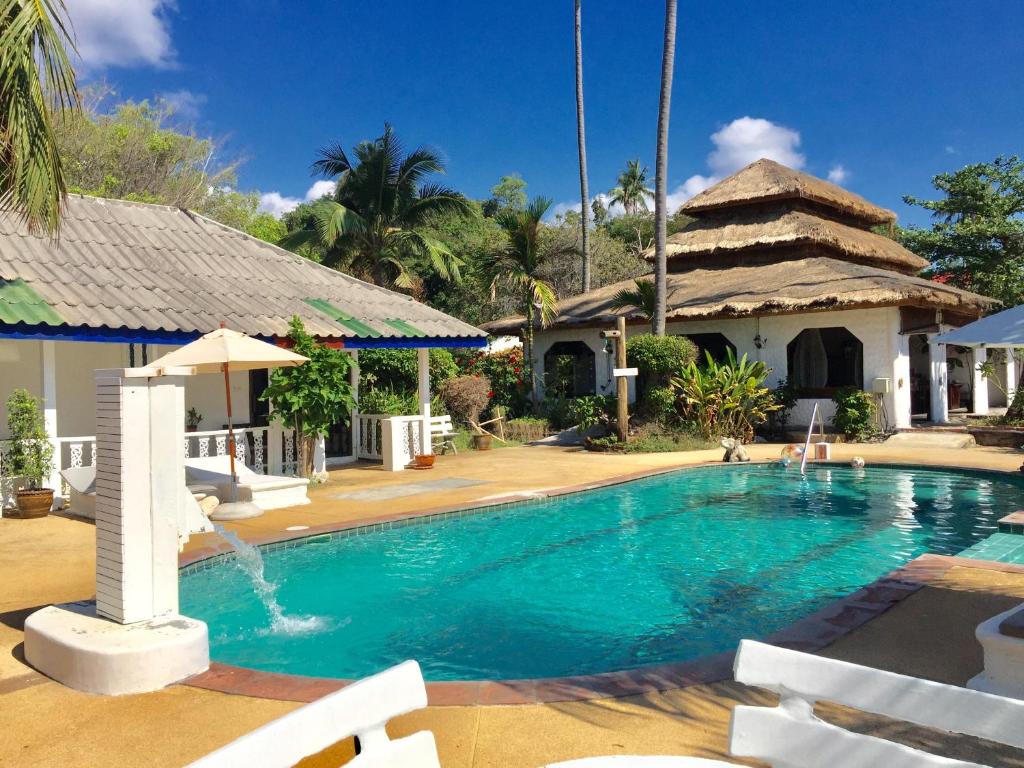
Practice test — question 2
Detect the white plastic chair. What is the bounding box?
[185,660,439,768]
[546,639,1024,767]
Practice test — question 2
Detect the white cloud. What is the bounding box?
[944,145,959,155]
[827,164,849,185]
[159,89,205,122]
[67,0,176,70]
[258,180,338,218]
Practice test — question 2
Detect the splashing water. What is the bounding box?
[212,524,325,635]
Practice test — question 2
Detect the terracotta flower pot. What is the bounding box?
[472,433,493,451]
[414,454,435,469]
[13,488,54,518]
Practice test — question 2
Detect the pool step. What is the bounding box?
[883,431,977,449]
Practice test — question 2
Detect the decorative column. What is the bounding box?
[417,347,431,455]
[928,338,949,424]
[972,347,989,415]
[41,341,61,499]
[349,349,360,458]
[1007,349,1018,406]
[892,332,912,429]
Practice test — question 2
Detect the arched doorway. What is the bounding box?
[543,341,596,398]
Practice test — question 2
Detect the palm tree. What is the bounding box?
[280,125,470,289]
[609,159,654,216]
[652,0,677,336]
[609,278,656,320]
[0,0,79,236]
[574,0,591,292]
[486,197,559,412]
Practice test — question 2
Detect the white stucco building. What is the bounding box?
[485,159,1000,431]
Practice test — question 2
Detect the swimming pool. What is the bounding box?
[180,464,1024,682]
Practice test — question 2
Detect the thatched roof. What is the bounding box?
[653,209,928,275]
[681,159,897,226]
[482,256,992,335]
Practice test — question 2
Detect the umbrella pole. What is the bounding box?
[223,362,238,502]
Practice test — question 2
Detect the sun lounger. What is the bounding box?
[546,639,1024,767]
[185,455,309,510]
[185,660,439,768]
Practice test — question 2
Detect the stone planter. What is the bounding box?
[968,427,1024,448]
[12,487,54,518]
[472,433,493,451]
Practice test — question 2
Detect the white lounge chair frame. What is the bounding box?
[186,660,439,768]
[548,639,1024,768]
[185,455,310,510]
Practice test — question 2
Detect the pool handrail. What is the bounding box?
[800,402,825,475]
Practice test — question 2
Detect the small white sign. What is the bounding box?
[613,367,638,378]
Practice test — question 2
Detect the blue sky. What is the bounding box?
[67,0,1023,226]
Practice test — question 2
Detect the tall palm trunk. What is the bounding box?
[652,0,677,336]
[525,302,539,414]
[574,0,591,293]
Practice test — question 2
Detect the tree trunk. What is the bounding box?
[652,0,677,336]
[575,0,591,293]
[1006,367,1024,421]
[526,302,539,414]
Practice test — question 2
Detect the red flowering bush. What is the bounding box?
[453,347,530,417]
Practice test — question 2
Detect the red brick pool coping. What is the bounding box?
[180,461,1024,706]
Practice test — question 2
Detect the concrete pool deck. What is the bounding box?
[3,442,1024,766]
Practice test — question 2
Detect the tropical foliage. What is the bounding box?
[454,347,529,416]
[831,387,877,441]
[611,278,656,319]
[899,155,1024,308]
[1,0,78,235]
[356,348,458,395]
[626,333,698,389]
[672,349,779,441]
[279,124,469,289]
[261,317,356,476]
[609,159,653,216]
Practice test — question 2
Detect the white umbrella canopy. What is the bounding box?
[148,327,308,373]
[149,327,308,513]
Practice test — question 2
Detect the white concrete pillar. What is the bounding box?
[893,332,912,428]
[41,340,61,497]
[973,347,989,415]
[267,420,283,474]
[94,368,185,623]
[380,417,408,472]
[929,339,949,424]
[1007,349,1018,405]
[349,350,360,458]
[417,347,432,455]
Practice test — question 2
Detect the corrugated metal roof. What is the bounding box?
[0,195,486,344]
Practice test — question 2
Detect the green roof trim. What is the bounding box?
[303,298,382,338]
[0,278,63,326]
[382,318,427,338]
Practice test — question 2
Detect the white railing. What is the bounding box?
[357,414,427,470]
[0,425,298,509]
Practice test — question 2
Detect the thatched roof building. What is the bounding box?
[484,158,991,334]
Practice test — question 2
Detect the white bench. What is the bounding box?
[185,456,310,511]
[185,660,439,768]
[430,415,458,455]
[547,639,1024,768]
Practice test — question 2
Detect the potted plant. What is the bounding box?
[413,453,435,469]
[6,389,55,518]
[186,407,203,432]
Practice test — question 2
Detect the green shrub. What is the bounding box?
[627,334,698,377]
[542,394,573,430]
[771,377,801,435]
[570,395,614,431]
[644,385,677,425]
[506,417,548,442]
[358,348,458,394]
[671,349,779,441]
[832,387,877,441]
[453,347,529,417]
[5,389,53,488]
[357,387,418,416]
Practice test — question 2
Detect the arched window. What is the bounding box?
[543,341,596,398]
[680,332,736,365]
[786,327,863,394]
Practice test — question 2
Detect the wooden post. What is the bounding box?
[616,316,628,442]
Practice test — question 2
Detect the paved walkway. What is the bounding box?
[3,443,1024,766]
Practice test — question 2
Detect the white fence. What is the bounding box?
[357,414,427,470]
[0,425,299,508]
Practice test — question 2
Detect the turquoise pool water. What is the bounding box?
[180,464,1024,681]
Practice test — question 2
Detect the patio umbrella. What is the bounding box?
[149,326,308,499]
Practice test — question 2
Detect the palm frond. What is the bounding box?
[0,0,79,236]
[312,200,367,246]
[311,141,353,178]
[608,278,656,319]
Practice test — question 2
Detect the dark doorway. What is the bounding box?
[543,341,596,398]
[786,327,864,395]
